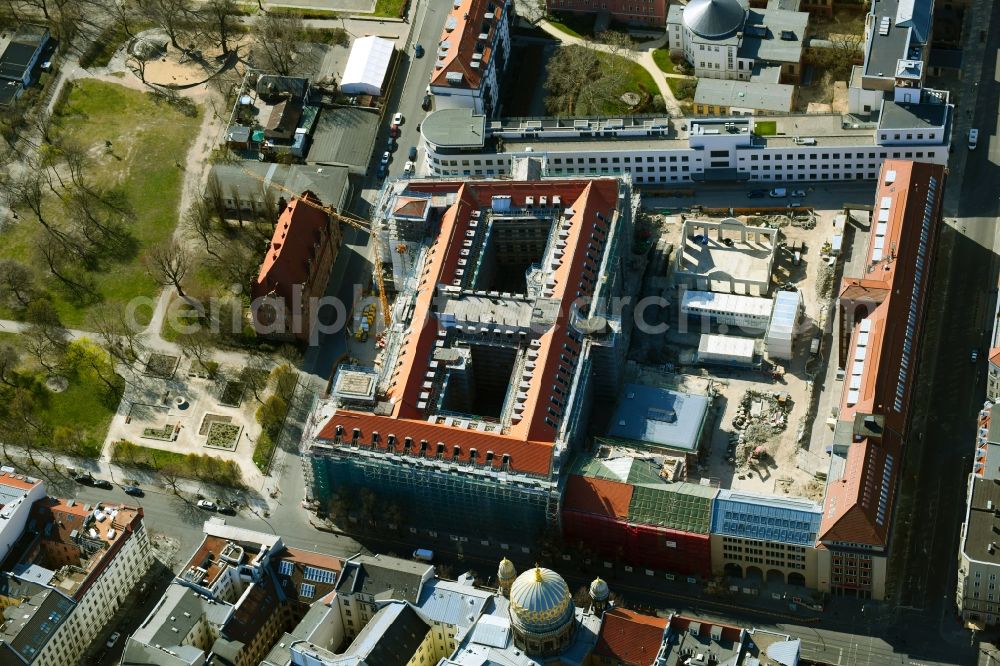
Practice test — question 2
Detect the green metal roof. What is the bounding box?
[572,455,662,484]
[627,482,716,533]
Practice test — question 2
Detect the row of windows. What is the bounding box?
[428,148,938,179]
[553,155,691,165]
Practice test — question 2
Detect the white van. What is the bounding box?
[769,188,787,198]
[969,128,979,150]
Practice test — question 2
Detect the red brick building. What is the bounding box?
[561,463,714,577]
[546,0,667,27]
[251,192,342,342]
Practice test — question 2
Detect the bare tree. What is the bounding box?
[178,330,217,376]
[146,239,192,299]
[138,0,194,50]
[201,0,240,55]
[23,300,69,373]
[126,52,150,82]
[544,45,600,115]
[88,302,147,367]
[809,34,864,80]
[107,0,140,39]
[186,198,225,261]
[0,345,21,388]
[254,13,304,76]
[239,352,270,403]
[0,259,37,309]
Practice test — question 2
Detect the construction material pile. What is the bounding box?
[726,389,794,472]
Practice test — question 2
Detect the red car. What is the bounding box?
[390,124,400,137]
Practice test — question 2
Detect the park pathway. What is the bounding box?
[535,20,688,116]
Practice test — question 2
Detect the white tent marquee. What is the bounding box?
[340,36,394,96]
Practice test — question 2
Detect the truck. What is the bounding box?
[810,337,820,355]
[413,549,434,562]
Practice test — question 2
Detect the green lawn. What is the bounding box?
[667,76,696,100]
[754,120,778,136]
[652,48,678,74]
[0,335,117,457]
[268,5,342,18]
[593,53,659,114]
[547,13,596,39]
[373,0,407,18]
[1,80,201,326]
[43,377,116,457]
[111,440,244,487]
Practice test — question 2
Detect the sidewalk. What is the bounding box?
[535,20,686,116]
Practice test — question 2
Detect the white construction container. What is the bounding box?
[697,334,756,366]
[680,290,773,331]
[765,290,801,360]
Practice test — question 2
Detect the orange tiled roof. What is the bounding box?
[393,196,430,217]
[818,439,895,545]
[430,0,505,90]
[252,193,331,302]
[989,347,1000,369]
[316,411,555,476]
[281,547,344,572]
[563,475,633,519]
[820,160,945,547]
[0,471,41,492]
[594,608,667,665]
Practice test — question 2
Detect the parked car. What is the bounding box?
[389,124,400,137]
[969,128,979,150]
[769,188,787,198]
[790,189,807,197]
[92,479,113,489]
[972,349,980,363]
[421,94,432,111]
[414,43,424,58]
[106,632,121,649]
[746,189,767,199]
[74,474,95,485]
[196,500,217,511]
[408,145,418,161]
[404,161,415,175]
[217,505,237,516]
[392,112,404,125]
[380,151,391,165]
[376,165,387,180]
[123,485,144,497]
[386,136,396,151]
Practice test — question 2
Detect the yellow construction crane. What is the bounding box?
[238,165,392,329]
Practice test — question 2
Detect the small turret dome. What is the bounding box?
[589,577,609,601]
[498,557,517,582]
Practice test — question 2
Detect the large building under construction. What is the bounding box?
[308,174,637,540]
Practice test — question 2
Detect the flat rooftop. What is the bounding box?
[963,477,1000,565]
[865,0,911,79]
[607,384,710,453]
[423,109,880,154]
[677,220,775,285]
[879,99,949,130]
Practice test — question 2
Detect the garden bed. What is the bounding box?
[206,422,241,451]
[142,424,175,441]
[199,413,232,436]
[219,381,245,407]
[145,353,179,379]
